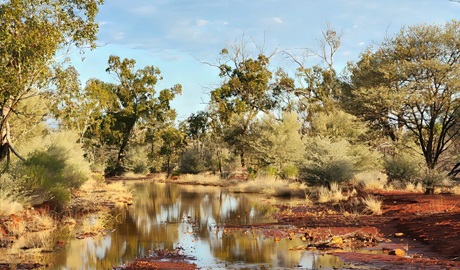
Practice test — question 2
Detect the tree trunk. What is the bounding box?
[114,120,136,175]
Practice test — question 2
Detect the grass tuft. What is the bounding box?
[362,195,383,215]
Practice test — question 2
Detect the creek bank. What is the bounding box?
[0,178,133,269]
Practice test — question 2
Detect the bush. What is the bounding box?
[300,137,381,186]
[13,131,90,208]
[178,148,207,174]
[384,153,421,183]
[124,145,150,174]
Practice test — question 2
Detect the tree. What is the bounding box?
[284,25,344,132]
[159,126,186,177]
[209,40,290,167]
[0,0,102,164]
[346,20,460,176]
[87,56,182,175]
[249,112,304,179]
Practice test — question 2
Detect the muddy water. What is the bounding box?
[53,182,345,269]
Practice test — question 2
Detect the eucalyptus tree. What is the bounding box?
[209,41,293,167]
[284,26,344,132]
[87,55,182,175]
[345,20,460,176]
[0,0,102,164]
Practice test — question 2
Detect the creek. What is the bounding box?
[52,181,346,269]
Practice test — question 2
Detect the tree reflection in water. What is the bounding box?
[52,181,345,269]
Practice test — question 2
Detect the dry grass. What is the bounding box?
[0,196,23,217]
[229,176,307,197]
[405,182,424,193]
[452,185,460,195]
[356,171,388,191]
[12,230,54,250]
[317,183,347,203]
[28,211,55,232]
[77,212,111,235]
[362,195,383,215]
[178,174,224,186]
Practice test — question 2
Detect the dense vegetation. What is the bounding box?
[1,0,459,209]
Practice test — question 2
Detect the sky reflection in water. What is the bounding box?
[53,182,345,269]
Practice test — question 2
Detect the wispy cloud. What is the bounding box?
[128,5,157,16]
[272,17,283,24]
[196,19,209,27]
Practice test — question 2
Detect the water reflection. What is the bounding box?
[53,181,345,269]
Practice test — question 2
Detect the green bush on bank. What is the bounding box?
[12,131,90,208]
[300,137,381,186]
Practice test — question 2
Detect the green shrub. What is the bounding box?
[125,145,150,174]
[300,137,380,186]
[280,164,299,180]
[13,131,90,208]
[384,153,421,183]
[178,148,207,174]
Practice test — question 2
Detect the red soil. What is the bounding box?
[273,191,460,269]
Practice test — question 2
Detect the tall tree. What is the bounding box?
[88,55,181,175]
[209,41,290,167]
[0,0,102,163]
[346,20,460,174]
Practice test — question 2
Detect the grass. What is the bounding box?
[0,195,23,217]
[228,175,307,197]
[362,195,383,215]
[317,183,348,203]
[12,230,54,250]
[405,182,424,193]
[355,171,388,191]
[77,212,111,236]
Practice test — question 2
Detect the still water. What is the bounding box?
[53,182,345,269]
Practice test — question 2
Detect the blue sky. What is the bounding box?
[69,0,460,121]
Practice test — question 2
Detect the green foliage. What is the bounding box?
[178,148,207,174]
[310,109,367,142]
[0,0,102,163]
[13,131,90,207]
[384,153,421,184]
[209,41,293,167]
[346,20,460,172]
[301,137,380,186]
[82,56,182,175]
[124,145,150,174]
[250,112,304,179]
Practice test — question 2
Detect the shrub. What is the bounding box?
[178,148,207,174]
[125,145,150,174]
[384,153,421,183]
[13,131,90,208]
[421,169,447,195]
[300,137,381,186]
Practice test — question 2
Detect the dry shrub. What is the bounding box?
[77,212,111,235]
[13,230,54,250]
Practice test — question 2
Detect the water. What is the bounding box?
[52,181,346,269]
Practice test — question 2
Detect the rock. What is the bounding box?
[389,249,406,256]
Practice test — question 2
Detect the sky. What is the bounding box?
[69,0,460,121]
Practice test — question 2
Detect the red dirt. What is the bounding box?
[271,191,460,269]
